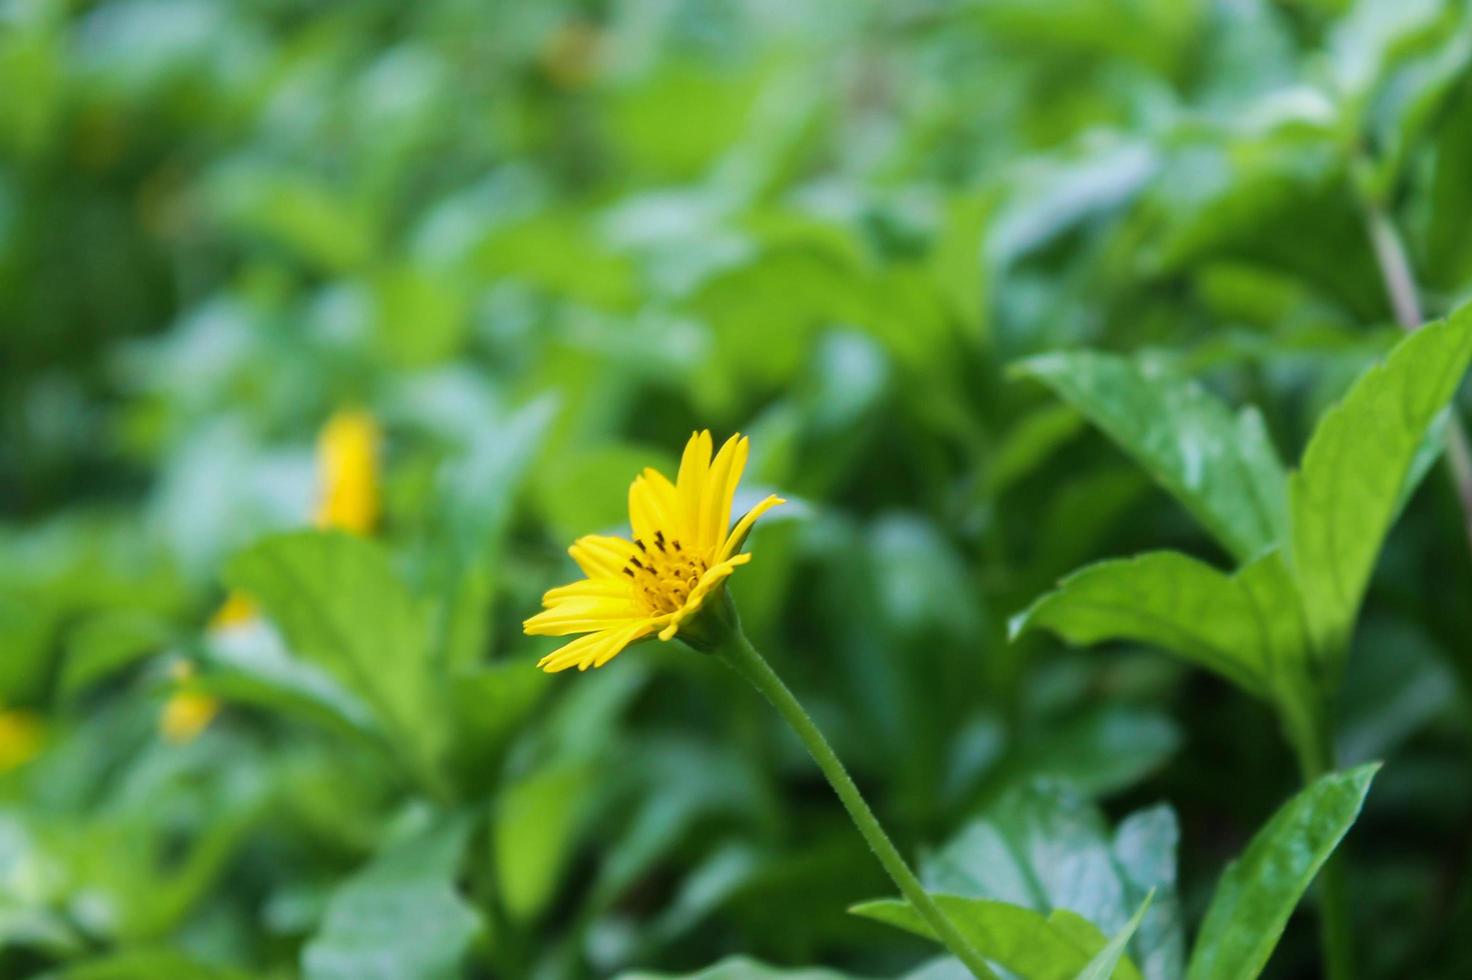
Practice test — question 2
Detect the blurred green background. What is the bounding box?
[3,0,1472,977]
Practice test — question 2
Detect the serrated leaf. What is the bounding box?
[1186,764,1379,980]
[1014,350,1287,562]
[851,895,1141,980]
[1289,304,1472,657]
[302,813,481,980]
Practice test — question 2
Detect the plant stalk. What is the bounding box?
[1291,707,1354,980]
[717,626,998,980]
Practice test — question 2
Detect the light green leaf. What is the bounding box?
[495,760,592,921]
[200,623,380,746]
[1010,551,1270,697]
[1015,350,1287,562]
[1289,304,1472,657]
[852,895,1142,980]
[303,813,481,980]
[1076,893,1153,980]
[1186,764,1379,980]
[224,531,444,776]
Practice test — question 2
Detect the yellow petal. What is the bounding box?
[719,495,786,562]
[537,631,609,672]
[538,621,653,672]
[592,622,654,668]
[523,596,644,636]
[629,468,681,544]
[676,430,712,549]
[568,535,637,578]
[701,434,747,558]
[313,410,380,534]
[541,578,633,604]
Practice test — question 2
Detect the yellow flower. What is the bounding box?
[525,431,784,672]
[209,590,258,630]
[0,710,42,772]
[313,409,380,534]
[161,662,219,744]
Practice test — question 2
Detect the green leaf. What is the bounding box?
[59,610,171,700]
[59,948,252,980]
[494,760,592,921]
[1075,893,1153,980]
[1186,764,1379,980]
[224,531,445,779]
[199,624,380,746]
[1289,304,1472,657]
[617,958,859,980]
[1014,350,1287,562]
[303,812,481,980]
[851,895,1141,980]
[919,783,1183,980]
[449,660,550,769]
[1010,551,1270,698]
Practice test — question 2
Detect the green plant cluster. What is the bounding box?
[3,0,1472,978]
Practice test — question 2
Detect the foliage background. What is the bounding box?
[3,0,1472,977]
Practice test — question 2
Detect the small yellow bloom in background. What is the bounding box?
[161,661,220,744]
[209,590,258,630]
[0,710,43,772]
[525,431,784,672]
[313,409,381,534]
[539,19,603,90]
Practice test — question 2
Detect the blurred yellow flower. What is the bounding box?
[161,690,219,744]
[525,431,783,672]
[0,710,43,772]
[161,661,220,744]
[313,409,381,534]
[210,590,258,629]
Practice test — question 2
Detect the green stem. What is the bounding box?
[1292,708,1354,980]
[717,627,998,979]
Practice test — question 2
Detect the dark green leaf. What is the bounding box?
[1014,350,1287,562]
[1186,764,1379,980]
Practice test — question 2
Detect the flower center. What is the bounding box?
[622,530,707,615]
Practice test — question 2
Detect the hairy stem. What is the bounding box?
[717,627,998,979]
